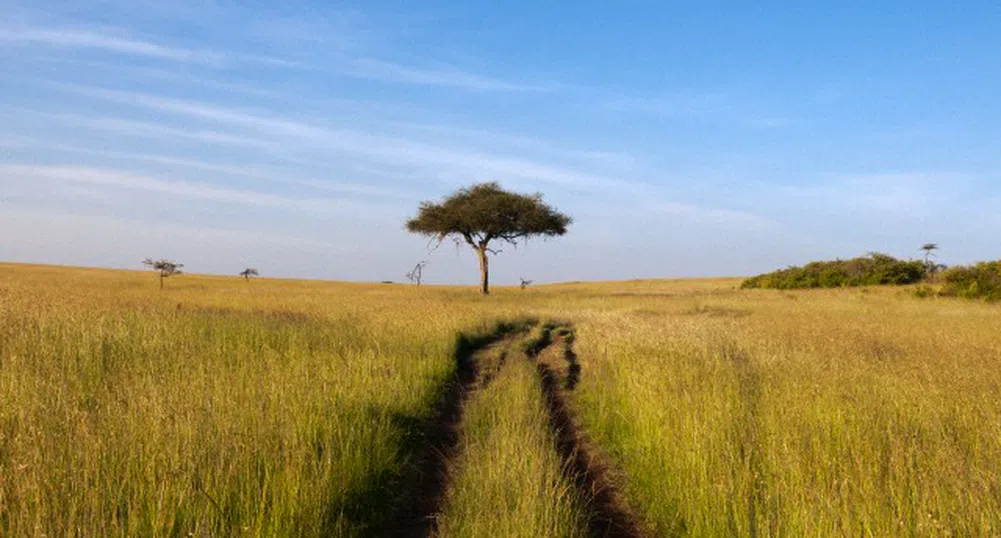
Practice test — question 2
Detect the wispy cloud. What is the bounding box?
[3,136,414,200]
[604,91,793,128]
[0,164,342,210]
[775,172,974,220]
[653,201,779,232]
[347,58,554,92]
[0,23,546,91]
[385,120,639,170]
[56,84,643,193]
[607,91,732,117]
[0,105,276,148]
[0,206,350,276]
[840,172,969,217]
[0,27,297,67]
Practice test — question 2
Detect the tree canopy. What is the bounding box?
[407,182,571,246]
[143,258,183,289]
[406,182,571,294]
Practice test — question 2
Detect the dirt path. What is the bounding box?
[380,328,521,538]
[531,327,645,538]
[378,321,643,538]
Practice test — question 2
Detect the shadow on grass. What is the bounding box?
[324,318,535,537]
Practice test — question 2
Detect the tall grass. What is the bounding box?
[4,264,1001,536]
[572,286,1001,536]
[435,340,587,538]
[0,264,482,536]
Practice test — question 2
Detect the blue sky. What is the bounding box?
[1,1,999,284]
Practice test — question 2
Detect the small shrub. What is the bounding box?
[914,285,935,299]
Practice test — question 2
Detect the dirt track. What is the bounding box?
[531,327,644,538]
[384,321,644,538]
[382,328,521,537]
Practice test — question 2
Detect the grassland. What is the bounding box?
[435,336,587,538]
[2,263,1000,537]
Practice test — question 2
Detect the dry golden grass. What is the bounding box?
[2,263,999,536]
[434,338,587,538]
[572,285,1001,536]
[0,264,491,536]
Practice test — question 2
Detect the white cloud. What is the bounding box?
[59,85,646,193]
[0,206,350,277]
[347,58,554,92]
[0,26,296,67]
[3,107,276,148]
[12,139,414,199]
[607,91,733,117]
[779,172,972,219]
[603,90,793,128]
[652,201,779,233]
[0,164,342,210]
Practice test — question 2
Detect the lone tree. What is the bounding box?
[406,261,427,286]
[406,182,571,295]
[142,258,183,289]
[239,268,259,280]
[520,277,533,290]
[921,243,939,267]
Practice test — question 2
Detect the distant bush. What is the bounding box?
[741,253,928,290]
[913,285,936,299]
[938,261,1001,302]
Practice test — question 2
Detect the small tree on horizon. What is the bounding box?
[921,243,939,272]
[143,258,183,289]
[240,268,259,280]
[520,277,533,290]
[406,182,571,295]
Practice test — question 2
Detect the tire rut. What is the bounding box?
[380,326,523,538]
[380,320,643,538]
[530,326,646,538]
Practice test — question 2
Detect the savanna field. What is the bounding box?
[2,262,1001,537]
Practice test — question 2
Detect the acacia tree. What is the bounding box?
[921,243,938,268]
[406,182,571,295]
[142,258,183,289]
[240,268,259,280]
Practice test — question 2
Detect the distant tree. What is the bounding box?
[406,182,571,295]
[142,258,183,289]
[240,268,259,280]
[406,261,427,286]
[520,277,533,290]
[921,243,939,271]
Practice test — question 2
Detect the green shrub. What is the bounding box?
[742,253,928,290]
[939,261,1001,301]
[914,285,936,299]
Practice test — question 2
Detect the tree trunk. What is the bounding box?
[476,247,489,295]
[159,273,164,290]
